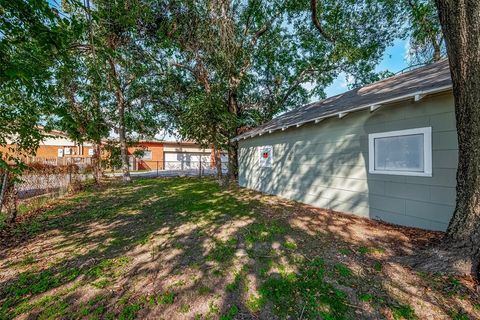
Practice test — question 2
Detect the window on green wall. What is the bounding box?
[368,127,432,177]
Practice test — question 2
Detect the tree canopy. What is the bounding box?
[0,0,75,172]
[1,0,450,177]
[144,0,404,177]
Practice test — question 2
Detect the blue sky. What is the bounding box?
[324,38,409,97]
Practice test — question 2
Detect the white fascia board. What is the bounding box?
[370,105,381,112]
[314,118,324,124]
[233,84,452,142]
[343,84,452,116]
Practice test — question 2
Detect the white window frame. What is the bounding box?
[368,127,432,177]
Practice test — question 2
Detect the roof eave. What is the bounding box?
[231,84,452,142]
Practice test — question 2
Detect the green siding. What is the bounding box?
[238,92,457,231]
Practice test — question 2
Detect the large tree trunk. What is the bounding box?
[117,98,131,183]
[435,0,480,280]
[214,148,223,180]
[228,142,238,181]
[108,56,131,184]
[227,89,239,180]
[92,143,102,184]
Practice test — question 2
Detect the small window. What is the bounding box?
[142,150,152,160]
[368,127,432,176]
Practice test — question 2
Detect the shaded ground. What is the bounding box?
[0,177,479,320]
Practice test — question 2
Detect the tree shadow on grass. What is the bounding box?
[0,177,478,320]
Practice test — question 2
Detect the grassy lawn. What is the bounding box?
[0,177,479,320]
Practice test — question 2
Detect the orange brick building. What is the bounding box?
[2,130,226,170]
[1,130,98,166]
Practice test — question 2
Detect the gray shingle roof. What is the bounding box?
[233,59,452,141]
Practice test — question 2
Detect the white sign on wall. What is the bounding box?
[57,148,64,158]
[64,147,71,155]
[88,148,95,156]
[259,145,273,167]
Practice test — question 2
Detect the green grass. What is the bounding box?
[179,303,190,313]
[245,294,262,313]
[358,246,386,255]
[392,304,417,320]
[119,303,142,320]
[220,305,239,320]
[208,238,238,263]
[283,241,297,250]
[245,222,286,245]
[373,261,383,271]
[359,293,375,302]
[157,292,175,305]
[1,177,477,319]
[19,255,36,266]
[338,248,352,255]
[226,272,242,292]
[198,285,212,296]
[450,311,470,320]
[260,257,348,319]
[334,263,352,277]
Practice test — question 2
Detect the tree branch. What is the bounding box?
[310,0,335,43]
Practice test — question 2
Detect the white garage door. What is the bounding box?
[164,152,211,170]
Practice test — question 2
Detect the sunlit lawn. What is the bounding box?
[0,177,479,319]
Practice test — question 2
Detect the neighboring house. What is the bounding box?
[128,140,227,171]
[233,60,456,231]
[1,130,97,166]
[2,131,227,170]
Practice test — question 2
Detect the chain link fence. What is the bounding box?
[107,160,229,178]
[0,163,93,224]
[16,164,93,200]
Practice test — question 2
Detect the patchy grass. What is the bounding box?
[391,304,417,320]
[0,177,479,319]
[157,292,175,305]
[260,257,348,319]
[207,238,237,263]
[220,305,239,320]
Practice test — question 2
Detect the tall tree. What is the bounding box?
[0,0,78,218]
[60,0,166,183]
[0,0,72,172]
[434,0,480,281]
[151,0,402,180]
[53,42,110,182]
